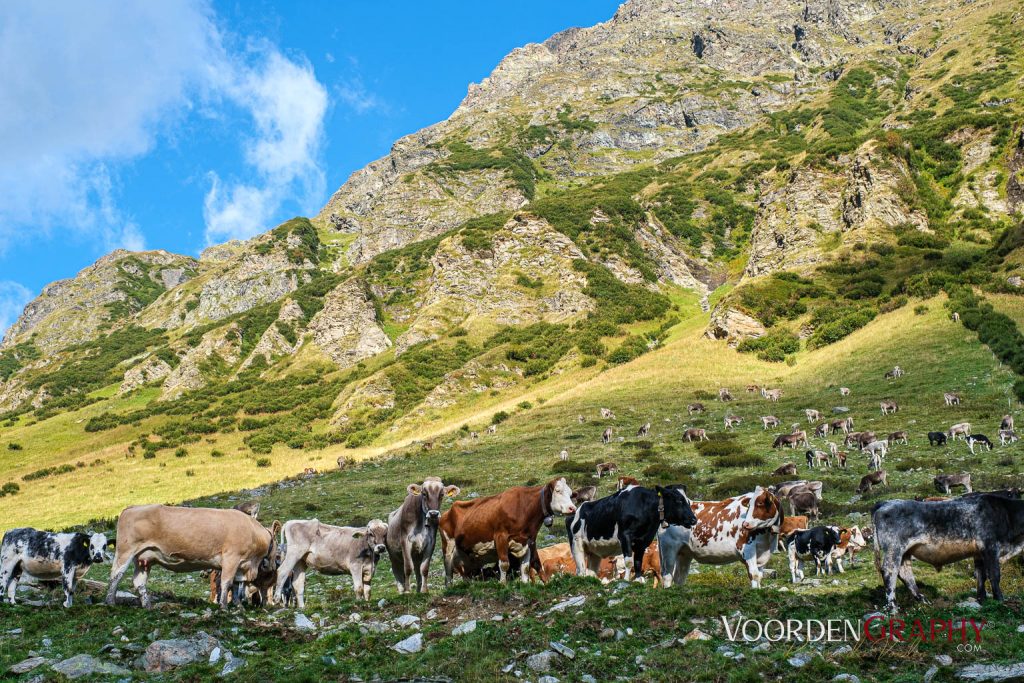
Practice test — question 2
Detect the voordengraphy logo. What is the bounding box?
[721,616,986,644]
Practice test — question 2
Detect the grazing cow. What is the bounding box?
[617,476,640,491]
[724,415,742,430]
[880,400,899,416]
[772,462,798,476]
[659,488,785,589]
[805,409,821,423]
[805,450,830,469]
[835,451,848,469]
[487,424,497,435]
[602,427,614,444]
[719,388,734,402]
[814,422,830,438]
[943,392,962,406]
[637,422,651,438]
[999,430,1018,446]
[746,384,760,393]
[785,526,840,582]
[106,505,280,609]
[779,515,809,537]
[928,431,948,446]
[934,473,972,494]
[967,434,994,454]
[683,428,708,442]
[276,519,388,606]
[772,432,807,449]
[1,529,109,607]
[385,477,460,594]
[948,422,971,440]
[855,431,877,450]
[788,490,820,519]
[440,479,577,584]
[1001,415,1015,432]
[873,495,1024,610]
[887,431,908,446]
[687,403,705,415]
[559,449,569,461]
[867,452,882,472]
[831,417,854,435]
[600,408,616,420]
[839,387,850,396]
[567,486,697,581]
[596,462,618,478]
[857,470,887,494]
[828,526,867,574]
[762,388,782,402]
[863,440,888,460]
[761,416,781,430]
[884,366,904,379]
[772,480,823,501]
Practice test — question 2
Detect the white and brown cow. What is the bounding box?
[106,505,280,609]
[724,415,743,430]
[683,428,708,442]
[943,392,962,406]
[761,416,781,430]
[827,526,867,574]
[275,518,389,606]
[880,400,899,416]
[658,488,785,589]
[762,388,782,402]
[948,422,972,440]
[385,477,460,594]
[1,528,110,607]
[805,409,821,423]
[440,478,577,584]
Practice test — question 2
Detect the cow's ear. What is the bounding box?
[352,531,365,539]
[271,520,282,535]
[444,485,460,498]
[408,484,422,496]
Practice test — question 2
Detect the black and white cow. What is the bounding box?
[784,526,840,583]
[1,528,110,607]
[873,495,1024,611]
[567,486,697,582]
[966,434,993,454]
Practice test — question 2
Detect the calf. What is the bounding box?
[805,409,821,423]
[835,451,848,468]
[772,462,797,476]
[884,366,904,379]
[785,526,840,582]
[867,451,882,472]
[966,434,993,454]
[943,392,961,406]
[106,505,280,609]
[276,519,389,606]
[596,462,618,478]
[683,428,708,442]
[723,415,742,430]
[873,495,1024,610]
[532,542,621,583]
[828,526,867,574]
[577,415,585,424]
[934,473,972,494]
[772,480,823,500]
[1,529,109,608]
[857,470,887,494]
[863,440,888,459]
[637,422,651,438]
[486,424,497,435]
[814,422,830,438]
[999,430,1018,446]
[385,477,460,594]
[617,476,640,491]
[948,422,971,440]
[887,431,908,446]
[659,488,785,589]
[687,403,705,415]
[233,501,261,518]
[568,486,697,581]
[602,427,613,444]
[788,490,820,519]
[761,415,781,430]
[805,450,830,469]
[746,384,760,393]
[928,431,947,446]
[440,478,577,584]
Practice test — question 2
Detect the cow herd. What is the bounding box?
[2,367,1024,618]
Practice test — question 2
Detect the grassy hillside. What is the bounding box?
[1,299,1023,681]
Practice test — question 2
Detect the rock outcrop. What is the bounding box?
[705,306,766,345]
[160,325,241,400]
[308,280,392,369]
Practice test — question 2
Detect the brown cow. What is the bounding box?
[106,505,280,609]
[788,490,819,519]
[617,476,640,491]
[596,462,618,478]
[683,428,708,442]
[532,543,620,583]
[687,403,705,415]
[830,417,854,435]
[856,470,887,494]
[779,515,809,537]
[440,478,577,584]
[772,462,798,476]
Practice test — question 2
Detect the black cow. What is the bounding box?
[873,495,1024,611]
[928,431,947,446]
[784,526,840,582]
[567,486,697,582]
[1,528,110,607]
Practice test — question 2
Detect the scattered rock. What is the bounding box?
[538,676,560,683]
[392,633,423,655]
[550,642,575,659]
[581,675,597,683]
[683,628,712,642]
[50,654,130,679]
[957,598,981,611]
[9,657,47,674]
[394,614,420,628]
[526,651,557,673]
[832,675,860,683]
[452,620,477,636]
[545,595,585,614]
[831,644,853,657]
[139,631,220,673]
[752,642,771,653]
[936,655,953,666]
[789,652,815,668]
[924,665,939,683]
[294,613,317,631]
[425,609,438,620]
[598,628,616,641]
[221,652,246,676]
[957,662,1024,681]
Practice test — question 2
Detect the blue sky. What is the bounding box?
[0,0,622,334]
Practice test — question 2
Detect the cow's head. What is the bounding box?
[258,521,283,576]
[546,478,577,517]
[741,487,784,532]
[656,485,698,529]
[365,519,389,556]
[410,477,460,523]
[87,533,109,563]
[847,526,867,548]
[571,485,598,505]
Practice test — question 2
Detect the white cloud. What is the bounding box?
[0,281,33,341]
[203,51,328,243]
[0,1,330,251]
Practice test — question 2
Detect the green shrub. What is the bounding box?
[737,329,800,362]
[491,411,510,425]
[0,482,20,497]
[22,464,75,482]
[174,447,188,458]
[6,442,23,451]
[255,458,271,468]
[210,450,224,458]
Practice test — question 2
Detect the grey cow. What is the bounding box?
[873,495,1024,611]
[274,518,389,606]
[385,477,460,594]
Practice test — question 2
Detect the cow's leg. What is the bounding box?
[658,539,676,588]
[835,556,845,574]
[61,564,78,608]
[671,554,693,588]
[1,558,21,605]
[352,569,365,601]
[569,535,588,578]
[630,545,646,584]
[518,547,532,584]
[400,542,416,594]
[973,558,988,602]
[585,552,602,580]
[218,557,241,609]
[132,561,153,609]
[619,535,634,582]
[105,550,137,606]
[290,561,307,610]
[416,551,432,594]
[985,547,1002,601]
[896,560,925,603]
[493,534,512,583]
[441,532,457,587]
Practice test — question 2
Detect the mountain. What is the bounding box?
[1,0,1023,524]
